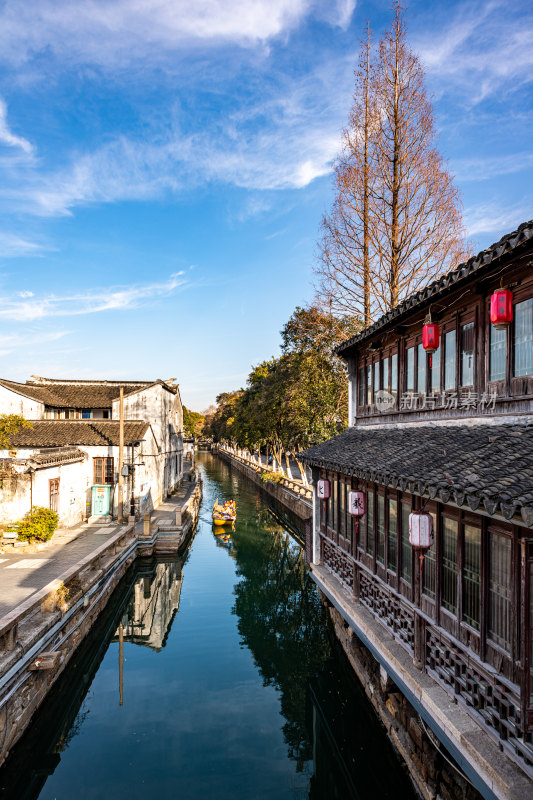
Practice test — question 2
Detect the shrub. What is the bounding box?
[260,470,285,485]
[16,506,59,542]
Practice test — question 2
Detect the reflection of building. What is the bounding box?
[113,560,183,651]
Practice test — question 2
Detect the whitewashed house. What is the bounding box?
[0,377,184,526]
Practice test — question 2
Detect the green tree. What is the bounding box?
[0,414,32,449]
[182,407,205,438]
[208,306,359,481]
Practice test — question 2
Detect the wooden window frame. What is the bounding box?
[93,456,115,485]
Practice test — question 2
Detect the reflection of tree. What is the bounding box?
[232,523,330,771]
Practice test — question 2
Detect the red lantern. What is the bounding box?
[348,491,366,516]
[422,323,440,354]
[317,479,330,500]
[490,289,513,329]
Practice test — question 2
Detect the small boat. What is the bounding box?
[213,498,236,526]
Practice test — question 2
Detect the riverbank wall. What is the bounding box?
[215,447,312,522]
[0,476,202,768]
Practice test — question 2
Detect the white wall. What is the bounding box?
[112,383,184,502]
[0,457,87,527]
[0,386,45,419]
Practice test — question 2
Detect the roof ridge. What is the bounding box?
[336,218,533,355]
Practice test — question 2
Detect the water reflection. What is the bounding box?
[0,558,184,800]
[112,559,183,652]
[0,454,415,800]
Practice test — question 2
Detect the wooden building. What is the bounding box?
[302,220,533,797]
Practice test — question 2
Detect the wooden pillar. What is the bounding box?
[413,552,424,670]
[118,387,124,523]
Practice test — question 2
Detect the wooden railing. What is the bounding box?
[319,530,533,775]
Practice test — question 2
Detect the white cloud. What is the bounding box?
[415,2,533,104]
[0,98,33,154]
[0,272,187,321]
[0,329,67,355]
[464,201,532,237]
[0,54,353,216]
[0,1,355,69]
[0,232,42,256]
[451,152,533,182]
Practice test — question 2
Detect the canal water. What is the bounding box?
[0,454,416,800]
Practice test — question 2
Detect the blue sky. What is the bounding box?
[0,0,531,411]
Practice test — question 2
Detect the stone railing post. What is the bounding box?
[143,513,151,538]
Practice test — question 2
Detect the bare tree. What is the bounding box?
[318,22,376,325]
[317,4,471,321]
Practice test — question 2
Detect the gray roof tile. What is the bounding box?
[301,423,533,526]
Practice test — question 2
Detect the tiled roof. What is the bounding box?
[301,423,533,527]
[28,448,86,469]
[8,420,149,447]
[0,378,176,408]
[337,218,533,355]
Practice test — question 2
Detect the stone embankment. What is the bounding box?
[0,473,202,767]
[216,445,312,521]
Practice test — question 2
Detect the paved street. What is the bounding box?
[0,475,198,619]
[0,523,125,618]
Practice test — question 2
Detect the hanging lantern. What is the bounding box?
[348,491,366,516]
[409,512,434,550]
[422,322,440,354]
[317,479,330,500]
[490,289,513,329]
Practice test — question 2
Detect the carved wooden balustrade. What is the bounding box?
[319,531,533,775]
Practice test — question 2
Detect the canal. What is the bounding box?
[0,453,417,800]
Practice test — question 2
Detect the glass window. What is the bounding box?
[490,326,506,382]
[339,482,345,538]
[461,322,474,386]
[82,409,91,419]
[431,345,441,393]
[367,364,372,405]
[514,298,533,377]
[94,457,114,485]
[391,354,398,399]
[383,358,389,393]
[463,525,481,630]
[377,495,385,564]
[388,499,397,572]
[488,533,511,651]
[374,361,380,393]
[417,343,426,394]
[358,367,365,406]
[423,512,437,599]
[366,489,374,556]
[444,330,456,390]
[406,347,415,392]
[441,519,458,614]
[401,503,411,583]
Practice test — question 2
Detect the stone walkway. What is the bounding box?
[0,475,199,619]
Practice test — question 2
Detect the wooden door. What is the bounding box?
[49,478,60,513]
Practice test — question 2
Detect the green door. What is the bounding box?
[92,485,111,516]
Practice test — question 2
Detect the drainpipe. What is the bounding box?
[30,469,33,512]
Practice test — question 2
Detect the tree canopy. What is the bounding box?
[0,415,31,450]
[205,306,359,462]
[182,407,205,439]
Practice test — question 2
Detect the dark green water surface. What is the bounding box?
[0,454,416,800]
